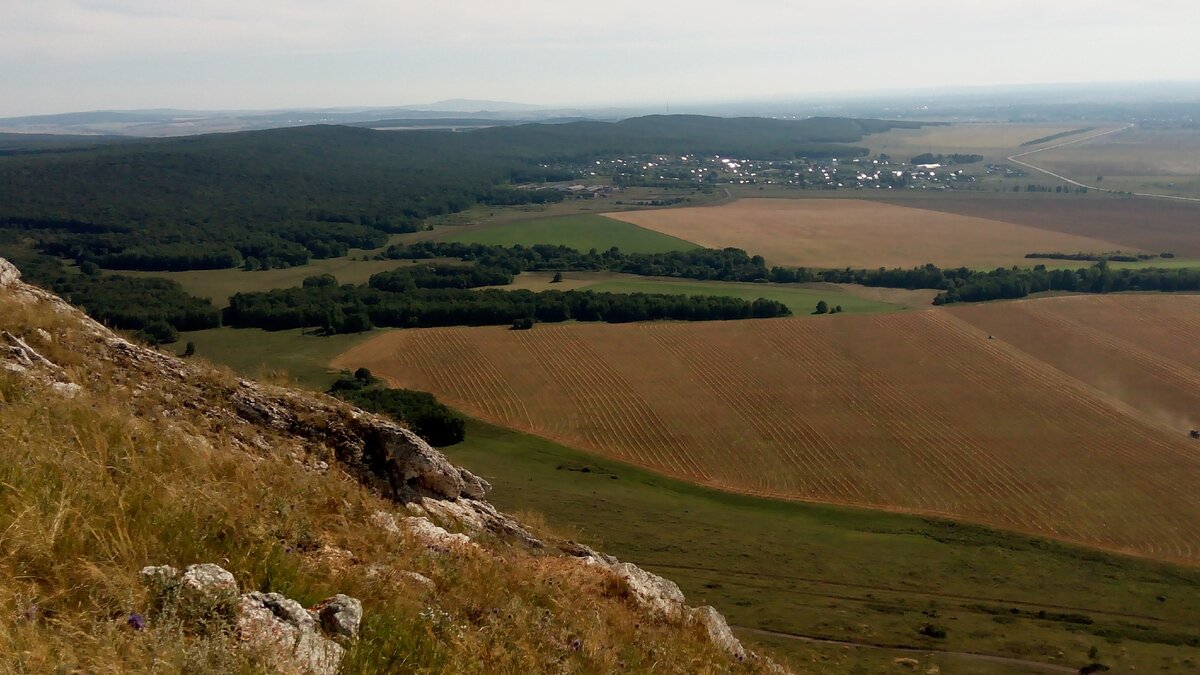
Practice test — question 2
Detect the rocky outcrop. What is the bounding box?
[140,563,359,675]
[0,256,760,669]
[564,542,751,662]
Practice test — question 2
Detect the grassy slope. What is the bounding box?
[582,279,899,314]
[0,295,761,674]
[444,214,700,253]
[444,420,1200,673]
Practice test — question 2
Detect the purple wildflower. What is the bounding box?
[127,613,146,631]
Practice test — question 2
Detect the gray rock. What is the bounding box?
[404,516,474,552]
[313,594,362,640]
[610,562,687,618]
[691,605,747,661]
[180,563,239,604]
[0,258,20,287]
[238,592,345,675]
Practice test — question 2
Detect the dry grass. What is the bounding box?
[607,198,1133,269]
[336,296,1200,564]
[0,289,769,673]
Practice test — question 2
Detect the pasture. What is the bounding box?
[334,294,1200,565]
[443,213,700,253]
[606,198,1134,269]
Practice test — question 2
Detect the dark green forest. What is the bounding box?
[0,116,920,273]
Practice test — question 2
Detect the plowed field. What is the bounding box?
[333,294,1200,563]
[605,198,1136,269]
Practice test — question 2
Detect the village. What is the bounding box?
[520,151,988,196]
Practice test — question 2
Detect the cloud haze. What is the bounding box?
[3,0,1198,115]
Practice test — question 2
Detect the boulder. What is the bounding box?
[238,592,344,675]
[312,594,363,640]
[690,605,746,661]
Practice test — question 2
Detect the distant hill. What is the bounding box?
[409,98,549,113]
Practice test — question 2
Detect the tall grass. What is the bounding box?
[0,292,769,673]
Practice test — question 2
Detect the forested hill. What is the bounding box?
[0,115,927,273]
[453,115,929,161]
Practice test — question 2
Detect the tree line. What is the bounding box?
[383,241,771,281]
[932,262,1200,304]
[224,281,792,334]
[9,252,221,343]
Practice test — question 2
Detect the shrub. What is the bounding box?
[918,623,946,639]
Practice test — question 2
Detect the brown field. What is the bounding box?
[606,198,1137,268]
[333,294,1200,563]
[888,195,1200,257]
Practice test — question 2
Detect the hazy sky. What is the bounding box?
[3,0,1199,116]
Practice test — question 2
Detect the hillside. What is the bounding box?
[335,296,1200,564]
[0,257,779,673]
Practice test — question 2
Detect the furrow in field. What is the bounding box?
[516,325,712,481]
[918,310,1200,557]
[644,322,865,501]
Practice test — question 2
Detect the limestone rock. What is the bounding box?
[398,570,436,593]
[0,258,20,287]
[690,605,746,661]
[312,594,362,640]
[611,562,687,618]
[238,592,344,675]
[405,516,474,552]
[180,563,239,606]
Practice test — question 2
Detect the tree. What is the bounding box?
[551,271,564,283]
[79,260,100,276]
[354,367,374,383]
[833,305,843,314]
[815,300,829,314]
[135,320,178,346]
[182,341,196,357]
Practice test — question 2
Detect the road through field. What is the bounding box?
[1009,124,1200,203]
[333,294,1200,564]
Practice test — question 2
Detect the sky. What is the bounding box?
[2,0,1199,117]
